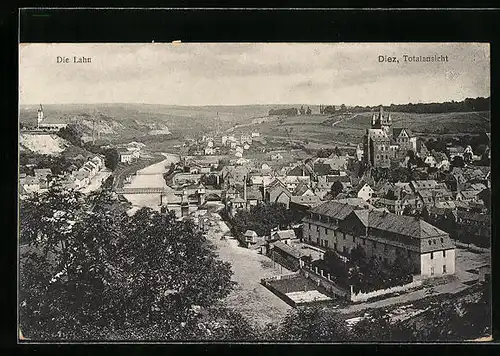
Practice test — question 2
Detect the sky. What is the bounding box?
[19,43,490,106]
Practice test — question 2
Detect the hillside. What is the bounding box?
[230,111,491,147]
[19,104,289,141]
[20,105,490,149]
[19,133,70,155]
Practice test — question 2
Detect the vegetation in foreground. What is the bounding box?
[19,186,490,342]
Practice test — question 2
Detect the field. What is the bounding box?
[20,104,490,149]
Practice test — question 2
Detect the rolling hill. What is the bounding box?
[19,104,490,149]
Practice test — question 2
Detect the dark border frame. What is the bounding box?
[4,6,499,352]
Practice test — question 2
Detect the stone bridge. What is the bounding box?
[115,187,223,196]
[115,187,166,194]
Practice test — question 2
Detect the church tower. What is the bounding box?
[37,104,44,129]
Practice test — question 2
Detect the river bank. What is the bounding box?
[122,153,180,211]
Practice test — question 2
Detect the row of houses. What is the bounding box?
[118,141,145,164]
[19,155,106,196]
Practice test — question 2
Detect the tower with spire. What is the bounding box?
[371,105,392,134]
[37,104,44,129]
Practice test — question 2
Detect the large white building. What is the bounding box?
[302,201,456,277]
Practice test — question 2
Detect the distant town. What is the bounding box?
[19,98,491,341]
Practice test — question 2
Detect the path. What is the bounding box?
[80,169,113,194]
[208,228,292,327]
[331,113,361,127]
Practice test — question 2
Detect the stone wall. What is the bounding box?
[349,278,423,303]
[300,265,350,298]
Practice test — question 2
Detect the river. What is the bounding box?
[122,153,180,211]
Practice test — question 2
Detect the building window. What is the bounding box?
[441,238,444,243]
[343,233,346,240]
[443,265,447,274]
[317,226,320,232]
[428,240,432,245]
[431,252,434,260]
[353,236,355,243]
[334,243,337,251]
[325,240,329,248]
[443,250,446,257]
[308,223,311,230]
[308,235,311,241]
[325,228,328,235]
[431,266,435,275]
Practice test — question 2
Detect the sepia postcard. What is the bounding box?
[18,42,491,342]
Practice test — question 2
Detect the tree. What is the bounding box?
[104,148,120,171]
[339,104,347,112]
[200,174,220,188]
[275,306,350,341]
[57,124,83,147]
[19,188,236,340]
[451,156,465,168]
[306,106,312,115]
[330,181,344,199]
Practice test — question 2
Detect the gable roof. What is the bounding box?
[270,241,307,259]
[290,195,322,207]
[326,175,351,183]
[313,163,335,176]
[456,210,490,224]
[244,230,258,237]
[362,210,448,239]
[459,190,480,199]
[335,197,375,210]
[272,229,296,241]
[393,127,414,138]
[310,201,359,220]
[293,182,311,196]
[33,168,52,177]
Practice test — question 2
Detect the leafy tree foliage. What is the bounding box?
[103,148,120,171]
[451,156,465,168]
[269,108,298,116]
[200,174,221,188]
[19,187,236,340]
[57,124,83,147]
[19,152,76,176]
[273,306,350,341]
[230,202,293,237]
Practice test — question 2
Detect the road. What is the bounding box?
[331,113,361,127]
[79,169,113,194]
[207,226,292,328]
